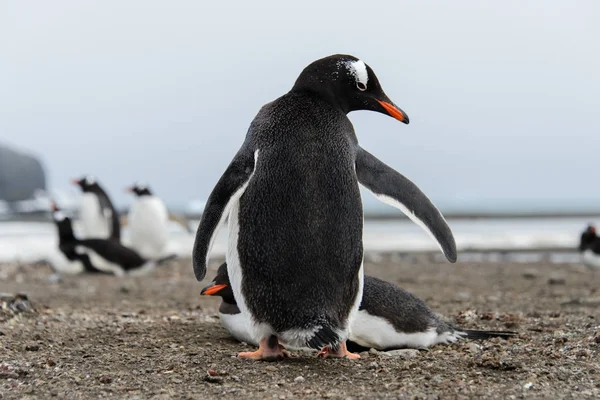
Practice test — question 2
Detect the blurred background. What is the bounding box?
[1,0,599,264]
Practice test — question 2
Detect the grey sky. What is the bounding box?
[1,1,599,211]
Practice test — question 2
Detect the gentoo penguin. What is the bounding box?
[201,264,516,351]
[125,183,170,259]
[72,175,121,241]
[579,224,600,268]
[50,202,160,277]
[192,54,457,361]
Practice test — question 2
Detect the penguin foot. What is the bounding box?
[317,342,360,360]
[237,335,289,361]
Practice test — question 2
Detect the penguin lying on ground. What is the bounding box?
[50,201,172,277]
[579,224,600,268]
[72,175,121,241]
[201,263,516,351]
[192,54,457,361]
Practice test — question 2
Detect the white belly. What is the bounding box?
[127,197,169,259]
[581,250,600,268]
[349,310,461,350]
[79,194,110,239]
[219,312,258,346]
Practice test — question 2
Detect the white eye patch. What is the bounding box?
[84,175,96,185]
[345,59,369,88]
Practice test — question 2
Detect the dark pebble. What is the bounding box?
[99,375,112,384]
[25,344,40,351]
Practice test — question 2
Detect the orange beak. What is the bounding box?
[200,283,228,296]
[125,186,135,193]
[71,179,81,185]
[377,100,409,124]
[50,201,58,212]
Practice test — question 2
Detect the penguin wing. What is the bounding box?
[192,146,256,281]
[355,147,457,263]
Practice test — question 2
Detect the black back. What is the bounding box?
[73,175,121,240]
[360,276,447,334]
[239,91,363,336]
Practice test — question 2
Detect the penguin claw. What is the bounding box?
[236,338,289,361]
[317,342,360,360]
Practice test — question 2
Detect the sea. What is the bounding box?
[0,213,593,266]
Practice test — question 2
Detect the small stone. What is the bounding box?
[368,348,379,355]
[382,349,419,359]
[523,382,533,390]
[46,358,56,367]
[293,376,305,383]
[231,375,241,382]
[522,269,538,279]
[466,343,481,354]
[203,375,222,384]
[265,366,278,372]
[548,277,566,285]
[99,375,112,384]
[367,362,379,370]
[25,344,40,351]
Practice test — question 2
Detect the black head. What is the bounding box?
[126,182,153,197]
[49,201,75,241]
[200,263,236,305]
[72,175,102,193]
[579,224,597,251]
[291,54,409,123]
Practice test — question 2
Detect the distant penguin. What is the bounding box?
[193,54,457,360]
[125,183,170,259]
[201,264,516,350]
[579,224,600,268]
[50,201,163,277]
[72,175,121,241]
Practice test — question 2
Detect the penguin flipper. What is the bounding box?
[355,147,457,263]
[192,146,256,281]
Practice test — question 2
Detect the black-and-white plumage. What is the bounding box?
[201,264,516,350]
[126,183,170,259]
[50,202,160,277]
[193,54,456,360]
[72,175,121,241]
[579,224,600,268]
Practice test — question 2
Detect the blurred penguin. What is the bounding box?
[125,183,170,259]
[72,175,121,241]
[579,224,600,268]
[50,201,173,277]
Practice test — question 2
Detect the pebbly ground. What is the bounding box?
[1,257,599,399]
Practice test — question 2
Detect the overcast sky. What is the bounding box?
[1,1,599,211]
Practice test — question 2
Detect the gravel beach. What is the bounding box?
[1,257,599,399]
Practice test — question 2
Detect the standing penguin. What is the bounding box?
[201,264,516,350]
[125,183,170,259]
[50,201,160,277]
[72,175,121,241]
[193,54,457,361]
[579,224,600,268]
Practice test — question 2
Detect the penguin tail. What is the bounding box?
[306,325,342,351]
[460,329,518,340]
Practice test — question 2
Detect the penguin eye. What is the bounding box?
[356,82,367,91]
